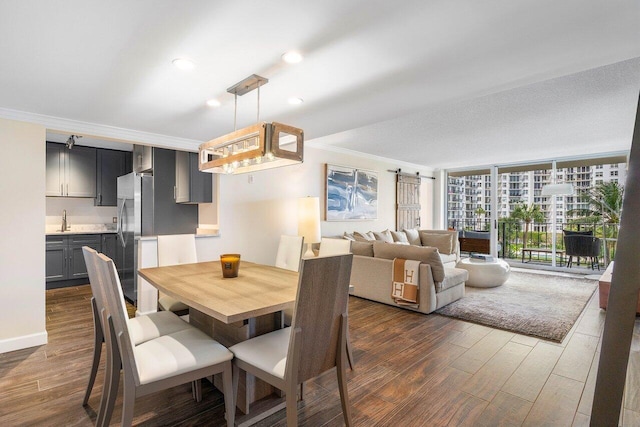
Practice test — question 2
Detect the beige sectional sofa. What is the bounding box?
[342,229,468,314]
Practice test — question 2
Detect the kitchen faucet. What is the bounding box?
[62,209,67,232]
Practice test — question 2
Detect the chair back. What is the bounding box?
[318,238,351,257]
[94,251,141,385]
[565,234,601,257]
[288,254,353,383]
[157,234,198,266]
[82,246,110,330]
[275,235,304,272]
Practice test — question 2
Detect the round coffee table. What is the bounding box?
[457,258,511,288]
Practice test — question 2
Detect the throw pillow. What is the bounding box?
[373,229,394,243]
[372,241,445,283]
[420,232,454,255]
[390,230,409,243]
[353,231,375,242]
[343,232,356,241]
[351,241,374,257]
[403,228,421,246]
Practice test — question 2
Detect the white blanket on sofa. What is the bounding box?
[391,258,420,308]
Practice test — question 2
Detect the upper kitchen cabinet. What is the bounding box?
[175,151,212,203]
[46,142,96,197]
[133,144,153,173]
[96,149,131,206]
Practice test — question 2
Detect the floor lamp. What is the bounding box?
[298,197,321,258]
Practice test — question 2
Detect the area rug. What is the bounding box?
[436,271,598,342]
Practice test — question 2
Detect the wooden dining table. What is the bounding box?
[138,260,299,420]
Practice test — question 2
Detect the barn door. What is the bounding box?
[396,173,421,231]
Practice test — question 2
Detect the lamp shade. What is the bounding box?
[541,183,575,196]
[298,197,321,244]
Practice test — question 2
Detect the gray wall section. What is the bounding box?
[152,148,198,235]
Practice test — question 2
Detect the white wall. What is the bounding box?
[0,118,47,353]
[204,144,434,266]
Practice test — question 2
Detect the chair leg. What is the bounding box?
[121,374,136,427]
[83,297,103,406]
[100,315,122,427]
[192,379,202,402]
[222,362,235,427]
[346,329,355,371]
[285,378,298,427]
[232,364,239,412]
[337,314,353,427]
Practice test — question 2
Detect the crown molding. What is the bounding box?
[0,107,202,151]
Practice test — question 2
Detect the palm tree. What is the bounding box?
[570,181,623,224]
[510,203,545,249]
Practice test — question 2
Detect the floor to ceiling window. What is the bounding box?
[446,155,626,269]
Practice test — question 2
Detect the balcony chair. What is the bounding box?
[157,234,198,316]
[90,250,235,427]
[564,233,602,270]
[81,247,193,424]
[229,254,354,427]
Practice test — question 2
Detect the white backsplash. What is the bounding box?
[46,197,117,227]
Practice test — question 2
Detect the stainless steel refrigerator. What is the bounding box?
[116,149,198,303]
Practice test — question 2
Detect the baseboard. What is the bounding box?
[0,331,48,354]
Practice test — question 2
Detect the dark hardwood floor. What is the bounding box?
[1,280,639,426]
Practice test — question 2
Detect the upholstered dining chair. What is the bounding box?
[81,247,193,425]
[229,254,354,427]
[317,237,356,370]
[275,234,304,272]
[91,250,236,427]
[318,237,351,257]
[276,235,304,327]
[157,234,198,316]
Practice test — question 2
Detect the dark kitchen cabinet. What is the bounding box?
[133,144,153,173]
[96,149,131,206]
[175,151,212,203]
[45,236,66,281]
[101,234,117,262]
[46,142,97,198]
[46,234,102,285]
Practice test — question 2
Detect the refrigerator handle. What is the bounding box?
[117,200,126,248]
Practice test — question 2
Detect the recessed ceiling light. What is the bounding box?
[206,99,221,107]
[172,58,195,70]
[288,97,304,105]
[282,51,303,64]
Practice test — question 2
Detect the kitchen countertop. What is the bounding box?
[46,224,117,236]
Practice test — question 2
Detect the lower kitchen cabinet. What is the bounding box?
[46,234,114,288]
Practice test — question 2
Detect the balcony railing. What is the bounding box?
[447,218,619,268]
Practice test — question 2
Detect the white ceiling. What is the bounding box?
[1,1,639,169]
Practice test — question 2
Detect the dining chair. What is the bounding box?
[275,234,304,272]
[229,254,354,427]
[81,247,193,423]
[318,237,351,257]
[317,237,356,370]
[92,250,236,427]
[276,235,304,326]
[157,234,198,315]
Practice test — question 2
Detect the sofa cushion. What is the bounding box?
[372,241,445,283]
[354,231,375,242]
[390,230,409,243]
[403,228,421,246]
[351,241,374,257]
[439,253,457,267]
[437,268,469,292]
[373,229,394,243]
[420,232,454,255]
